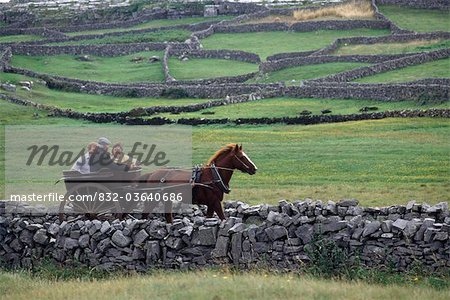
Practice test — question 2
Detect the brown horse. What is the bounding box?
[138,143,257,223]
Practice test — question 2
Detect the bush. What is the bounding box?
[304,234,351,278]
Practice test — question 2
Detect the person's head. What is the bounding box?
[97,137,111,151]
[112,143,124,157]
[87,142,99,154]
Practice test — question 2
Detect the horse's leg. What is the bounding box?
[214,200,226,220]
[206,204,215,218]
[164,200,173,223]
[164,213,173,223]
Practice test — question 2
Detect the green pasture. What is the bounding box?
[0,72,212,113]
[1,99,449,206]
[356,57,450,83]
[201,28,390,59]
[250,62,370,84]
[0,98,89,125]
[1,270,448,300]
[157,97,450,120]
[0,34,44,43]
[333,39,450,55]
[192,118,450,206]
[379,5,450,32]
[11,51,165,83]
[50,29,191,45]
[65,16,233,36]
[168,58,258,80]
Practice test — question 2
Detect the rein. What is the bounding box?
[209,163,231,194]
[198,154,250,194]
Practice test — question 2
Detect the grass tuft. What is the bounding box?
[293,0,374,21]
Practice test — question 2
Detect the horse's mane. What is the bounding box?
[207,143,237,165]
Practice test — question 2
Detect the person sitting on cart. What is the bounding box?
[89,137,129,173]
[111,142,140,170]
[71,142,99,174]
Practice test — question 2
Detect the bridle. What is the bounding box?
[200,154,252,194]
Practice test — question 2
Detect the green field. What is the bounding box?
[168,58,258,80]
[201,29,390,59]
[1,100,449,206]
[333,39,450,55]
[251,62,370,84]
[0,98,90,125]
[0,34,44,43]
[379,5,450,32]
[1,270,448,300]
[11,51,165,83]
[0,72,213,112]
[157,97,450,120]
[51,29,191,45]
[192,118,450,206]
[66,16,233,36]
[356,57,450,83]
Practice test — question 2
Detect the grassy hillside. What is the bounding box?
[0,72,212,112]
[51,29,191,45]
[0,34,44,43]
[379,5,450,32]
[11,51,165,83]
[65,16,233,36]
[250,62,370,84]
[356,57,450,83]
[333,39,450,55]
[157,97,450,120]
[201,29,390,59]
[168,58,258,80]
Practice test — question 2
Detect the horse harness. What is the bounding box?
[191,163,231,194]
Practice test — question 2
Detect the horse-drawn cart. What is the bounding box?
[58,144,257,223]
[58,168,142,221]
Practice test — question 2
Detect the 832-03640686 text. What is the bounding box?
[9,192,185,203]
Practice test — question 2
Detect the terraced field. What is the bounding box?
[333,39,450,55]
[356,57,450,83]
[168,57,259,80]
[249,62,371,83]
[11,51,166,83]
[379,4,450,32]
[201,29,390,59]
[65,15,233,36]
[50,29,192,45]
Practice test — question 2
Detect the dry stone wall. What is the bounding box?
[376,0,450,9]
[4,63,448,102]
[310,48,450,82]
[312,32,450,56]
[259,53,418,73]
[168,48,261,63]
[1,91,448,126]
[8,42,191,57]
[0,200,448,271]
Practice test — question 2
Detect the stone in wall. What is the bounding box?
[0,200,449,271]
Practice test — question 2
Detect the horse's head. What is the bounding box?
[230,144,257,175]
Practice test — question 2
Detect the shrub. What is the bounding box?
[304,234,351,278]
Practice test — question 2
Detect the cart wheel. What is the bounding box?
[59,183,122,222]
